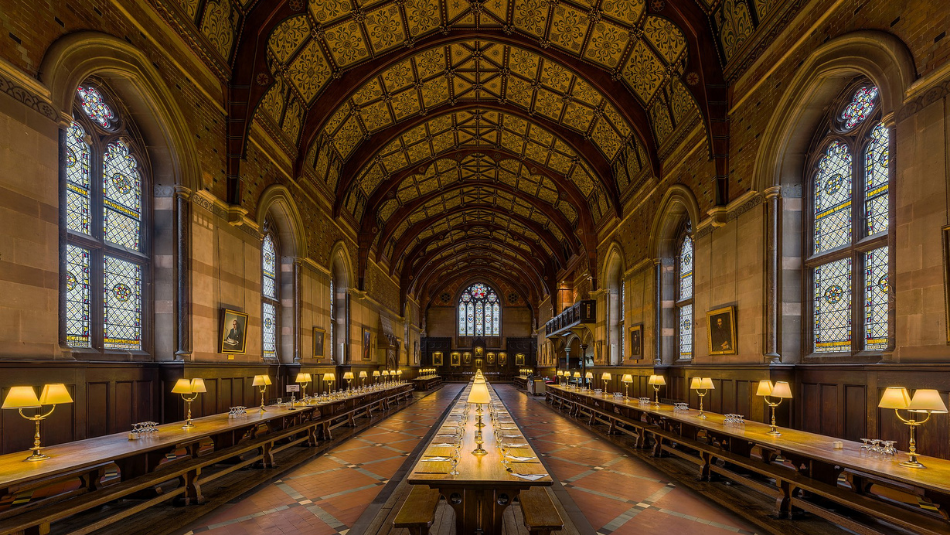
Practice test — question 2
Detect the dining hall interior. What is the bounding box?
[0,0,949,533]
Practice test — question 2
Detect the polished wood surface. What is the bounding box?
[548,384,950,493]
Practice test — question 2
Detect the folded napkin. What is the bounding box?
[416,461,450,474]
[423,456,452,462]
[431,443,456,447]
[507,455,538,462]
[511,473,547,481]
[506,442,529,448]
[502,434,524,439]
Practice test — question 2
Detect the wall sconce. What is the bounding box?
[252,375,272,412]
[689,377,714,419]
[359,371,367,387]
[171,378,206,429]
[343,372,354,390]
[601,372,611,393]
[621,374,633,398]
[2,384,74,461]
[878,387,948,468]
[756,380,793,435]
[648,375,666,405]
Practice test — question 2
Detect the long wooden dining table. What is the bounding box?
[547,384,950,535]
[407,381,551,534]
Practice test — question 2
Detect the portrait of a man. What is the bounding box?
[219,309,249,354]
[629,324,643,359]
[707,306,737,356]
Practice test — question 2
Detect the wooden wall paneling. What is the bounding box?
[844,385,865,441]
[87,382,109,438]
[820,384,838,437]
[115,381,133,433]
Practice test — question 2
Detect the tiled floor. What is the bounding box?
[179,384,464,535]
[493,385,761,535]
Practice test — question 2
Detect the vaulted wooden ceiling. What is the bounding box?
[169,0,734,309]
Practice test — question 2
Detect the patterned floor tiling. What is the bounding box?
[180,385,462,535]
[494,385,760,535]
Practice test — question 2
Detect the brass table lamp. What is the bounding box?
[585,371,593,390]
[252,375,272,412]
[878,387,948,468]
[359,371,367,387]
[372,370,380,384]
[295,373,312,402]
[2,384,74,461]
[621,374,633,399]
[689,377,714,419]
[343,371,354,390]
[396,370,403,383]
[323,372,336,393]
[601,372,612,393]
[756,380,793,436]
[382,370,390,384]
[572,371,581,389]
[648,374,666,405]
[172,378,206,429]
[467,382,491,455]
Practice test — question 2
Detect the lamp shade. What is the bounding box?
[172,378,194,394]
[622,374,633,384]
[38,384,73,405]
[648,375,666,386]
[372,370,380,377]
[908,389,949,413]
[397,370,403,375]
[2,386,41,409]
[771,381,792,398]
[602,372,612,381]
[252,375,269,387]
[755,380,774,397]
[323,373,335,381]
[359,371,367,378]
[295,373,312,383]
[343,372,354,380]
[700,378,714,390]
[382,370,390,376]
[878,387,911,409]
[585,372,593,379]
[689,377,702,390]
[467,383,492,404]
[190,378,207,393]
[573,372,581,378]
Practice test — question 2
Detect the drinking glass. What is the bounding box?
[860,438,871,452]
[870,439,882,454]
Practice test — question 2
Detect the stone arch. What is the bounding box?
[601,242,626,365]
[257,185,308,259]
[328,241,354,364]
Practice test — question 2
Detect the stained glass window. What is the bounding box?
[864,247,888,351]
[63,83,150,354]
[329,279,334,361]
[679,237,693,299]
[619,280,625,359]
[103,256,142,350]
[679,304,693,359]
[77,86,116,128]
[65,245,90,348]
[458,283,501,336]
[865,123,889,235]
[103,140,142,251]
[841,86,878,130]
[808,84,891,355]
[814,141,853,254]
[814,258,852,353]
[262,232,279,360]
[65,122,90,234]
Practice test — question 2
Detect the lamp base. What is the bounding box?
[900,459,926,469]
[472,446,488,456]
[182,421,195,430]
[25,451,48,462]
[766,429,782,437]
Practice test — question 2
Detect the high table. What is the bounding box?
[547,384,950,535]
[0,383,413,535]
[408,382,551,534]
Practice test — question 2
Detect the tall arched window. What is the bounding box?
[64,84,149,352]
[808,83,890,354]
[329,278,335,362]
[261,229,279,361]
[618,280,625,362]
[458,283,501,336]
[677,234,693,359]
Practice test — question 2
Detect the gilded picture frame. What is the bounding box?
[450,352,461,366]
[313,327,325,359]
[219,308,249,354]
[706,306,737,356]
[433,351,444,366]
[629,324,643,359]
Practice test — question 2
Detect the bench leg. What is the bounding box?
[262,441,277,468]
[180,467,205,505]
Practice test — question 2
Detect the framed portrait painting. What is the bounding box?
[433,351,444,366]
[514,353,525,366]
[629,324,643,359]
[220,308,249,354]
[313,327,326,359]
[487,352,496,365]
[450,352,461,367]
[706,306,737,355]
[362,328,372,361]
[463,352,471,365]
[498,352,507,366]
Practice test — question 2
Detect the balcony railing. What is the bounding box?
[545,300,595,336]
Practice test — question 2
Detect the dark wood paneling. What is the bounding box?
[115,381,133,432]
[87,382,109,438]
[844,385,865,441]
[820,384,837,436]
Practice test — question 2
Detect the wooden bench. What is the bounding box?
[393,485,441,535]
[519,487,563,534]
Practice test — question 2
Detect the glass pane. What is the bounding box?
[263,301,277,360]
[679,304,692,359]
[459,304,467,334]
[104,255,142,350]
[65,122,91,234]
[471,283,487,299]
[76,86,116,128]
[466,303,474,335]
[103,140,142,250]
[475,302,484,336]
[679,236,693,299]
[865,247,889,351]
[329,279,334,359]
[492,303,500,335]
[841,86,878,130]
[865,123,889,236]
[484,302,493,335]
[262,234,277,299]
[814,258,852,353]
[620,281,625,321]
[65,245,91,348]
[814,141,853,254]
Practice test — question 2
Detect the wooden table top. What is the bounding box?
[0,383,410,490]
[549,384,950,494]
[408,383,551,488]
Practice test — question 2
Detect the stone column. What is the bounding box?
[764,186,781,364]
[654,259,662,366]
[175,186,192,361]
[294,259,302,362]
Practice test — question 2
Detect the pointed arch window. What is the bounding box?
[619,280,626,361]
[262,231,279,360]
[458,283,501,336]
[677,234,694,359]
[807,83,891,354]
[63,84,149,353]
